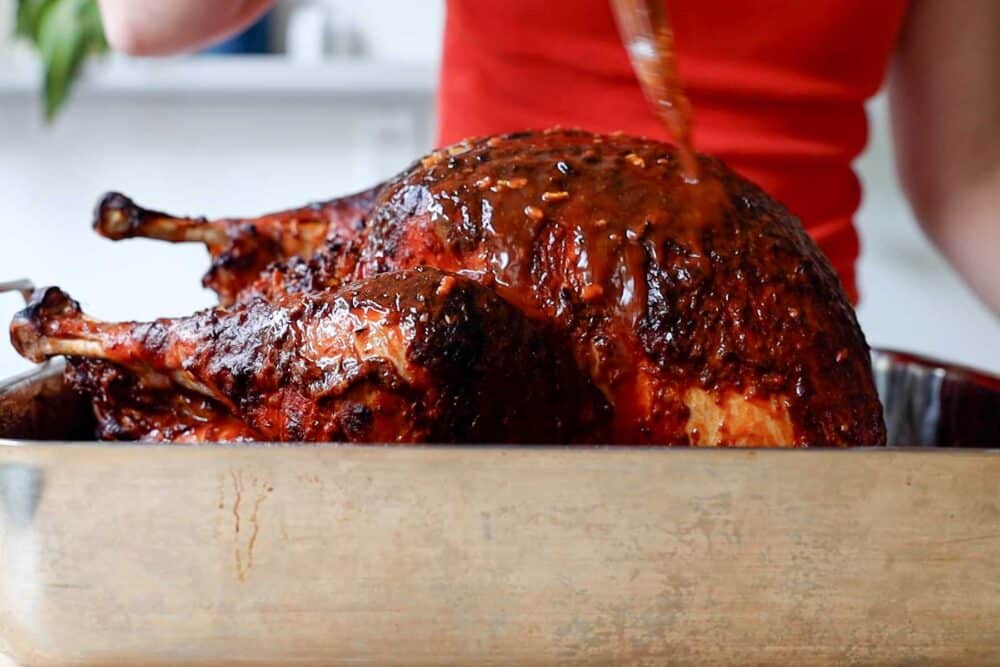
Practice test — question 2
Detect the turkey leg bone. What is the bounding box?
[11,269,601,443]
[93,186,379,304]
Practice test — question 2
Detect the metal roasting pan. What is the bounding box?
[0,350,997,666]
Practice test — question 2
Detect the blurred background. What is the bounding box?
[0,0,996,379]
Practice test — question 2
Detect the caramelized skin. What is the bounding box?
[66,359,260,442]
[13,269,601,443]
[32,129,885,446]
[330,130,882,444]
[368,131,882,444]
[95,187,377,305]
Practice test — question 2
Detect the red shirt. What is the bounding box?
[437,0,910,303]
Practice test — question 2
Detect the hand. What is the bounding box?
[97,0,274,55]
[890,0,1000,313]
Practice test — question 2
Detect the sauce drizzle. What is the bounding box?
[611,0,699,182]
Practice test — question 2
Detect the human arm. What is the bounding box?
[889,0,1000,313]
[96,0,274,56]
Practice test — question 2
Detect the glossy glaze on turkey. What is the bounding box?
[18,129,885,445]
[13,268,601,444]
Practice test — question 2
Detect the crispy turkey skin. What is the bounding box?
[24,129,885,445]
[12,268,601,444]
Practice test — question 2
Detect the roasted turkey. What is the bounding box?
[12,129,885,446]
[13,268,602,444]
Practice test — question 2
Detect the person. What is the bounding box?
[96,0,1000,310]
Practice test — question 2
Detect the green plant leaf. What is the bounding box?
[16,0,58,40]
[16,0,108,122]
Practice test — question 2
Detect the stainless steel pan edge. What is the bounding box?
[1,445,999,666]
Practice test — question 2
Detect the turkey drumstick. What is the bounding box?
[12,268,603,443]
[94,187,378,304]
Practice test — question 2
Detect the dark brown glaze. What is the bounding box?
[351,129,884,445]
[66,359,260,442]
[12,269,604,444]
[228,236,356,306]
[26,129,885,445]
[94,187,378,305]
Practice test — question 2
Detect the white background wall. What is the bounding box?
[0,1,996,381]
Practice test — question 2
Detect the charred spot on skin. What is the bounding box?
[94,191,143,237]
[341,402,374,439]
[356,130,881,445]
[503,130,534,141]
[34,286,81,319]
[9,287,78,361]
